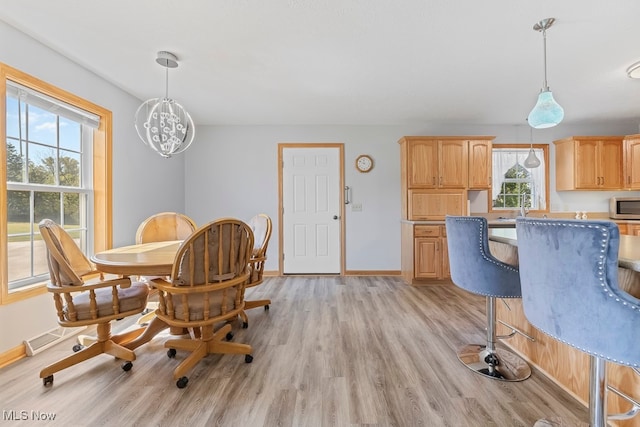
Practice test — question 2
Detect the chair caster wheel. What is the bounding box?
[72,344,83,352]
[242,322,248,329]
[226,332,234,341]
[264,305,269,311]
[245,354,254,363]
[42,375,54,386]
[176,377,188,388]
[167,348,177,358]
[122,361,133,371]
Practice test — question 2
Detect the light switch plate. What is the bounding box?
[351,203,362,212]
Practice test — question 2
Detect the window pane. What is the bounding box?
[8,234,29,284]
[7,190,30,223]
[59,117,81,151]
[63,193,82,225]
[6,139,25,183]
[34,191,61,224]
[27,143,56,184]
[59,150,81,187]
[33,235,48,278]
[27,105,57,146]
[6,96,19,138]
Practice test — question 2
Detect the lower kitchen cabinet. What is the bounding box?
[401,222,450,284]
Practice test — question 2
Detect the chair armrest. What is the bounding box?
[150,273,250,294]
[46,276,133,294]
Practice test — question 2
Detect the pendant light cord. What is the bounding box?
[542,28,549,90]
[165,65,169,99]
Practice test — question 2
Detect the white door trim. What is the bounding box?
[278,143,345,275]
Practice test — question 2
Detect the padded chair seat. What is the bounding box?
[65,281,149,321]
[168,292,238,322]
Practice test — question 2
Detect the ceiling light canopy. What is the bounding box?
[627,61,640,79]
[527,18,564,129]
[134,51,195,158]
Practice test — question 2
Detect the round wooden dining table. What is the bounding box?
[90,240,183,350]
[90,240,181,277]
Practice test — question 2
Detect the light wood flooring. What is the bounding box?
[0,276,589,426]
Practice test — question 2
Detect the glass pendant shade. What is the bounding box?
[527,90,564,129]
[135,97,195,158]
[524,147,541,168]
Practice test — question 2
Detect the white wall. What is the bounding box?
[185,122,640,273]
[0,21,186,353]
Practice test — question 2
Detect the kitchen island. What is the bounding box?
[489,226,640,426]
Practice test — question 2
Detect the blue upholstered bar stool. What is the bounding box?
[445,216,532,381]
[516,218,640,427]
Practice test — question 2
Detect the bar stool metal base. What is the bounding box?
[457,344,532,381]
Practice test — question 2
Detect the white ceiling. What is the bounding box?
[1,0,640,127]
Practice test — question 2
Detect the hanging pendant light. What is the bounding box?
[524,120,541,168]
[134,51,195,158]
[527,18,564,129]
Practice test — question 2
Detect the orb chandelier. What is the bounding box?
[135,51,195,158]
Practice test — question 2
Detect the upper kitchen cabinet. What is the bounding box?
[399,136,494,220]
[399,136,495,188]
[624,134,640,190]
[468,139,493,189]
[400,137,468,189]
[554,136,624,191]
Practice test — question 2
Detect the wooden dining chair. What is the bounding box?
[135,212,197,325]
[238,213,272,328]
[150,218,255,388]
[38,219,150,386]
[135,211,197,244]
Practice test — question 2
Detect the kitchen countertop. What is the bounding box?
[489,227,640,272]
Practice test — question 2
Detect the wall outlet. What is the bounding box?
[351,203,363,212]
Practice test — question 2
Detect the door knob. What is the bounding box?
[333,215,339,220]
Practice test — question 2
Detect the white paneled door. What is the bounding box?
[282,146,341,274]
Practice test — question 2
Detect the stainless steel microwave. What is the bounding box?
[610,197,640,219]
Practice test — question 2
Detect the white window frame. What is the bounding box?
[490,144,549,213]
[1,63,113,305]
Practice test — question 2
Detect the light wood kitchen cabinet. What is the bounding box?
[624,134,640,189]
[402,223,449,283]
[626,224,640,236]
[399,135,494,285]
[468,140,492,189]
[408,189,467,220]
[400,137,468,189]
[554,136,624,190]
[399,135,494,219]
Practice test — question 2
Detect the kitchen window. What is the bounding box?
[1,64,113,305]
[491,144,549,213]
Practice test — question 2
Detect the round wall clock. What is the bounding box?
[355,154,374,173]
